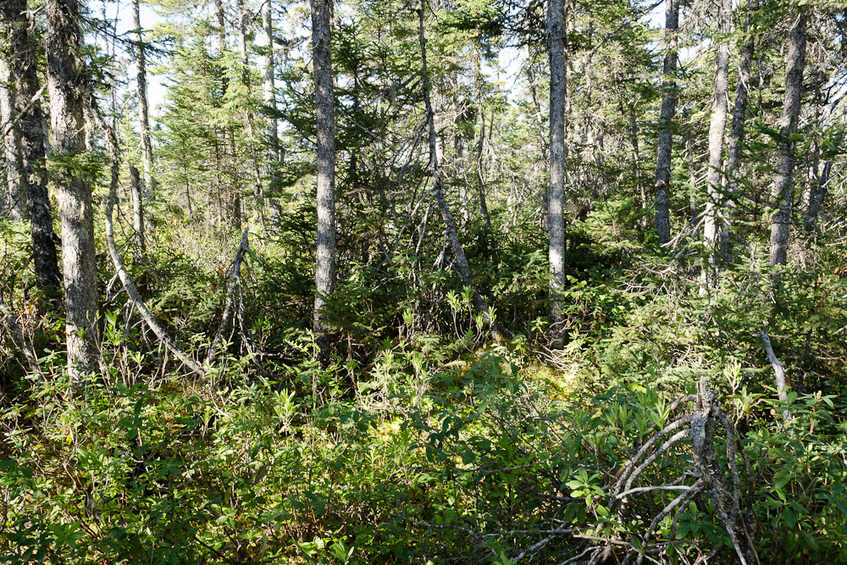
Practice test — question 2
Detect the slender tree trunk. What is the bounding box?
[2,0,62,299]
[262,0,280,164]
[0,54,26,220]
[129,163,146,259]
[547,0,567,327]
[237,0,265,211]
[726,0,755,195]
[133,0,154,206]
[46,0,100,379]
[769,14,806,267]
[654,0,679,245]
[311,0,336,355]
[419,0,499,341]
[804,159,830,232]
[703,0,731,284]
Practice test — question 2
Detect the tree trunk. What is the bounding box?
[133,0,155,206]
[262,0,280,165]
[804,159,830,232]
[129,163,146,260]
[769,14,806,267]
[419,0,499,341]
[237,0,265,212]
[2,0,62,298]
[703,0,731,284]
[654,0,679,245]
[46,0,100,379]
[311,0,337,355]
[0,54,27,220]
[547,0,567,328]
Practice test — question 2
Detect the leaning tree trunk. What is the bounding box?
[419,0,499,341]
[46,0,100,379]
[311,0,337,360]
[547,0,567,328]
[654,0,679,245]
[769,14,806,267]
[2,0,62,299]
[703,0,731,286]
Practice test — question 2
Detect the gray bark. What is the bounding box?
[547,0,566,326]
[419,0,499,341]
[129,163,146,259]
[0,54,26,220]
[769,14,806,266]
[133,0,155,204]
[804,159,830,232]
[237,0,265,210]
[311,0,336,345]
[96,111,204,377]
[654,0,679,245]
[2,0,61,298]
[262,0,280,164]
[46,0,100,379]
[703,0,731,278]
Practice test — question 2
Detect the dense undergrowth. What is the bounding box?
[2,211,847,564]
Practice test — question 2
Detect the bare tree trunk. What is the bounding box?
[703,0,731,287]
[0,54,26,220]
[129,163,146,260]
[311,0,336,358]
[2,0,62,299]
[547,0,567,329]
[726,0,755,198]
[419,0,499,341]
[46,0,100,379]
[236,0,265,212]
[262,0,280,164]
[804,159,830,232]
[133,0,154,206]
[654,0,679,245]
[769,14,806,267]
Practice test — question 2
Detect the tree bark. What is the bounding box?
[547,0,567,327]
[262,0,280,165]
[2,0,62,298]
[129,163,146,260]
[133,0,154,206]
[703,0,731,282]
[654,0,679,245]
[46,0,100,379]
[419,0,499,341]
[804,159,830,232]
[0,54,26,220]
[769,14,806,267]
[311,0,337,355]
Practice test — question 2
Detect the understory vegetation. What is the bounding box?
[3,204,847,564]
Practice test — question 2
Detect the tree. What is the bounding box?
[703,0,731,284]
[45,0,100,378]
[547,0,566,328]
[419,0,499,341]
[311,0,336,359]
[131,0,151,254]
[769,13,806,266]
[654,0,679,245]
[1,0,62,300]
[0,51,26,221]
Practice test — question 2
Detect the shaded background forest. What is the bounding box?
[2,0,847,563]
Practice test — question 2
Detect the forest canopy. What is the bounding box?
[1,0,847,563]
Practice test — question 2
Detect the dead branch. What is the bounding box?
[204,227,250,366]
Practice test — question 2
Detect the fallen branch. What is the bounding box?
[94,103,204,377]
[204,227,250,366]
[759,329,793,422]
[0,294,41,377]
